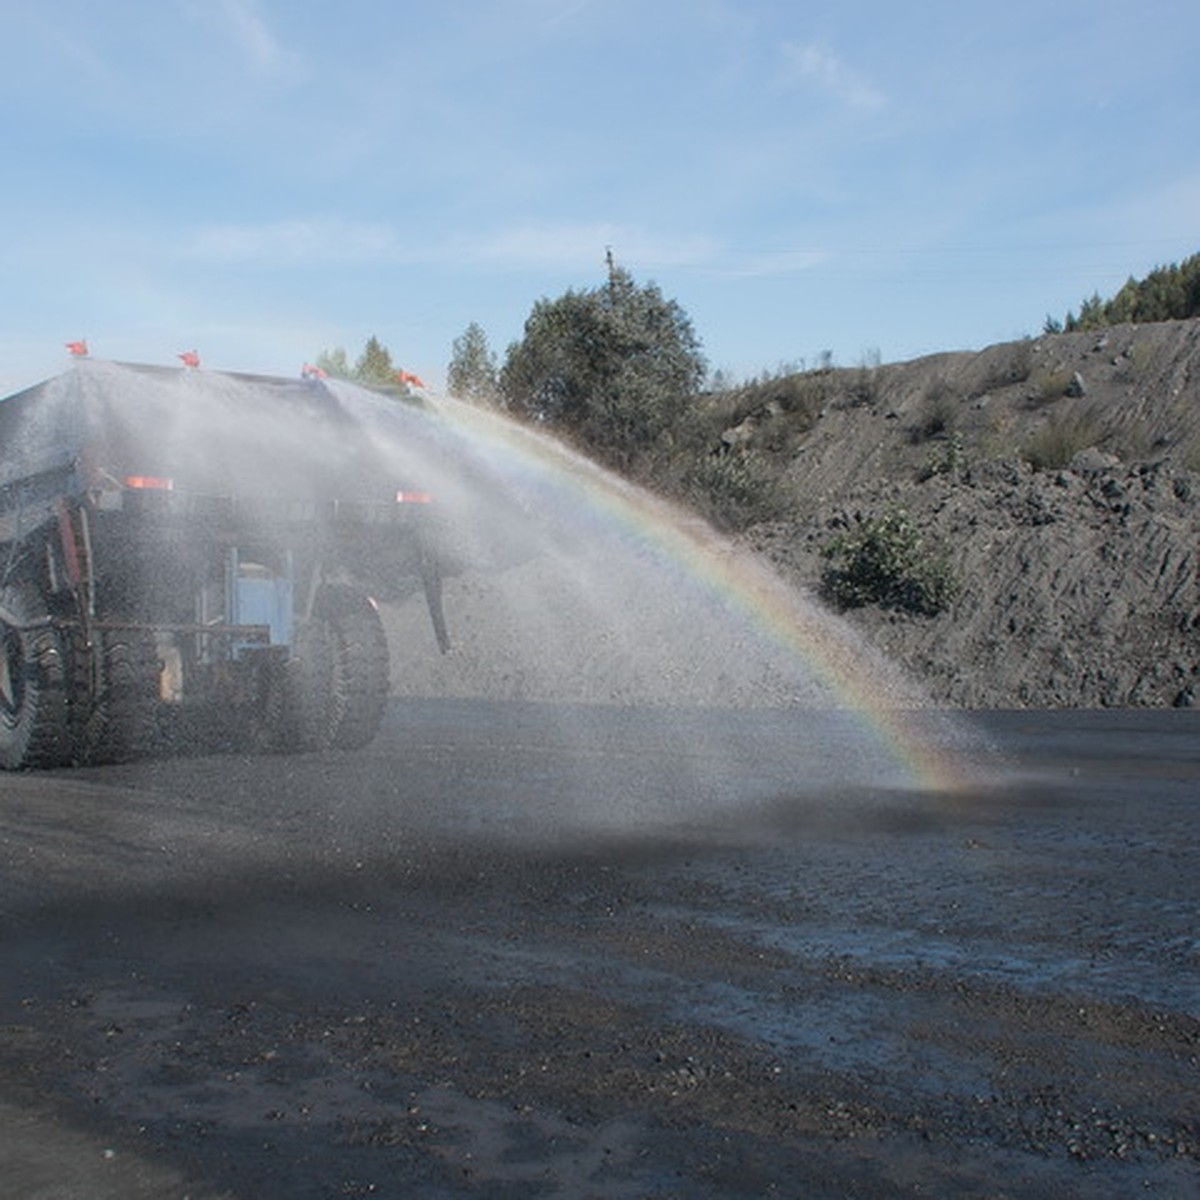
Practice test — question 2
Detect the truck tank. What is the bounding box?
[0,359,451,769]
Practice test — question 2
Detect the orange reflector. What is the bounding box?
[396,490,433,504]
[124,475,175,491]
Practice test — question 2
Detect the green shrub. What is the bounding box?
[684,449,786,531]
[910,379,957,443]
[725,371,828,426]
[769,373,829,422]
[969,340,1034,392]
[918,432,968,482]
[821,509,958,616]
[847,348,882,407]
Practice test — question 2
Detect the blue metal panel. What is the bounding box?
[229,547,295,652]
[235,576,294,647]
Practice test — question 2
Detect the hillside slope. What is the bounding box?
[737,320,1200,707]
[384,320,1197,711]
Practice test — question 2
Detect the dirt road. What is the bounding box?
[1,703,1197,1198]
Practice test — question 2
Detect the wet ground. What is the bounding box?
[1,703,1197,1198]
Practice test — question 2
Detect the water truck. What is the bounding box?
[0,359,450,769]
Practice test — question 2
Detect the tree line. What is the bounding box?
[1046,251,1200,332]
[322,257,707,476]
[313,336,424,394]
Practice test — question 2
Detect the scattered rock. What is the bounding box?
[1068,447,1121,476]
[720,419,755,448]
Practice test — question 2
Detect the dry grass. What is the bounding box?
[1021,411,1106,471]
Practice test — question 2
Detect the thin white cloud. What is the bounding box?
[6,8,121,96]
[182,216,832,281]
[715,248,830,278]
[781,41,886,111]
[460,223,836,282]
[539,0,597,29]
[42,27,117,91]
[1099,173,1200,246]
[187,218,406,265]
[184,0,304,80]
[470,222,717,271]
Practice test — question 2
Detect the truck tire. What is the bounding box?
[326,589,389,751]
[0,582,72,770]
[281,587,389,752]
[277,617,337,751]
[74,629,161,765]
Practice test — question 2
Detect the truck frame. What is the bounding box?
[0,360,449,769]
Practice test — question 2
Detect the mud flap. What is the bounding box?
[420,545,451,654]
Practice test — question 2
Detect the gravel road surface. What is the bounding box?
[1,703,1197,1198]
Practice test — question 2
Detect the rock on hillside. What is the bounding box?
[738,320,1200,707]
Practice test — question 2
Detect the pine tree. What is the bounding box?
[354,336,397,389]
[1055,252,1200,331]
[447,322,499,404]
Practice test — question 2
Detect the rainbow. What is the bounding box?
[431,396,986,796]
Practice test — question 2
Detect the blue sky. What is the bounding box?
[1,0,1197,394]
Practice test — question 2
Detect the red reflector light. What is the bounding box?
[396,490,433,504]
[124,475,175,491]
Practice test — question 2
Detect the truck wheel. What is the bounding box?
[278,616,338,752]
[326,589,389,750]
[281,587,389,753]
[0,582,72,770]
[74,629,161,765]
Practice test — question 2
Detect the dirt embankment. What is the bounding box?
[384,321,1198,712]
[737,320,1200,708]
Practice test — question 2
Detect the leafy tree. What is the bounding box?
[447,322,499,404]
[315,346,351,378]
[500,261,706,468]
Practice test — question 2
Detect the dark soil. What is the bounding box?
[2,703,1197,1198]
